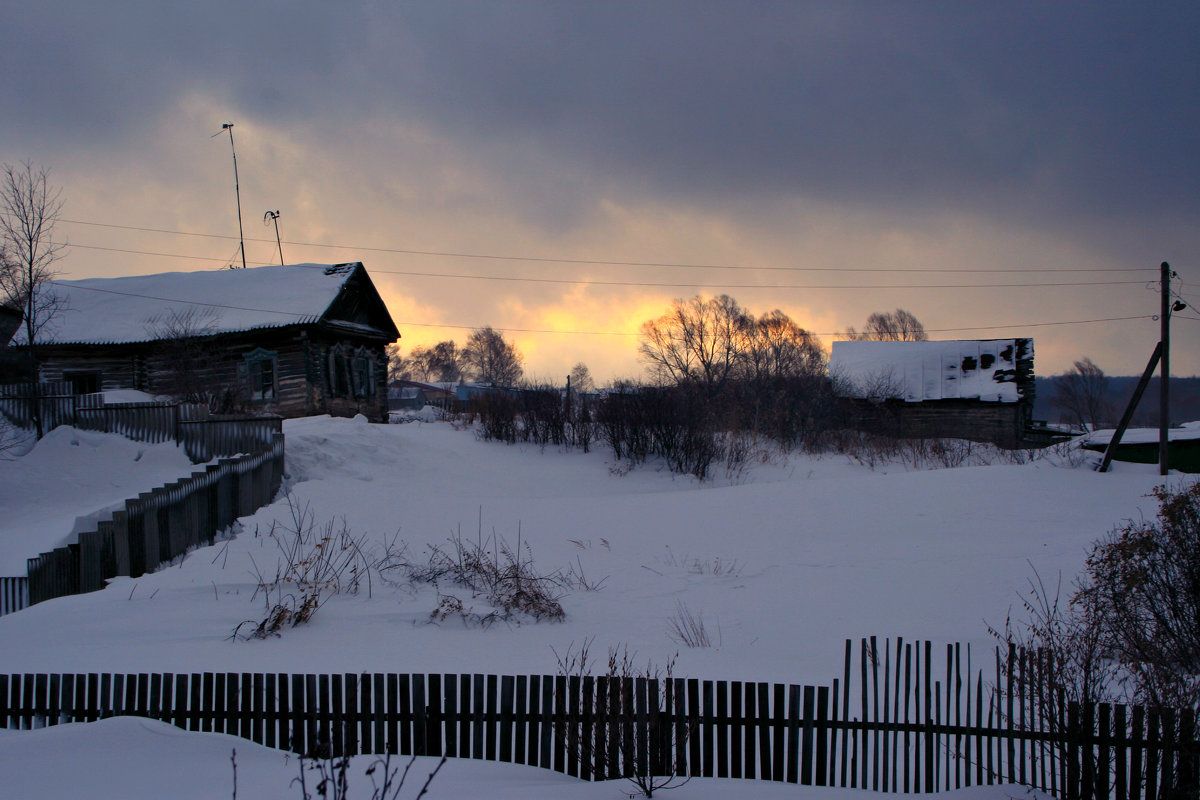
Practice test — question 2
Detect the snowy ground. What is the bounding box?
[0,717,1051,800]
[0,414,1183,798]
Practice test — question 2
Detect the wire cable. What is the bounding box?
[50,216,1158,275]
[44,278,1156,337]
[61,245,1149,290]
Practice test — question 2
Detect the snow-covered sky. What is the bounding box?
[3,2,1198,382]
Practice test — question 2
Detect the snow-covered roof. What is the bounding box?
[14,262,371,346]
[830,339,1032,403]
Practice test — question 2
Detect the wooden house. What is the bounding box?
[829,338,1036,448]
[9,262,400,422]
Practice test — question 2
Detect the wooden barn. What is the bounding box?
[829,338,1037,449]
[9,262,400,421]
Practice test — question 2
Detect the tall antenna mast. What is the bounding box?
[214,122,247,269]
[264,210,284,265]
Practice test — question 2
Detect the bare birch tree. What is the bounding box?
[0,161,67,438]
[847,308,927,341]
[1051,357,1110,430]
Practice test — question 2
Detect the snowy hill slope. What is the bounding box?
[0,416,1173,686]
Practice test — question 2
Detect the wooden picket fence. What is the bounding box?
[0,576,28,617]
[1,639,1196,799]
[15,432,285,610]
[0,382,282,463]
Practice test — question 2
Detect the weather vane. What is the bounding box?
[263,210,284,265]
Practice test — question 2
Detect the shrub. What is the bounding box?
[232,497,374,640]
[554,640,691,798]
[382,528,602,627]
[993,482,1200,798]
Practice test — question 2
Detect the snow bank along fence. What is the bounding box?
[9,432,285,613]
[2,639,1195,799]
[0,381,282,463]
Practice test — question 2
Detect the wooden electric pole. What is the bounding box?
[1160,261,1171,475]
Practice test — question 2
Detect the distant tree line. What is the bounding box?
[1038,358,1200,430]
[393,300,1001,479]
[388,326,523,386]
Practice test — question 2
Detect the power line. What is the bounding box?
[64,242,1146,291]
[51,216,1157,275]
[69,243,273,266]
[45,279,1154,337]
[320,268,1149,291]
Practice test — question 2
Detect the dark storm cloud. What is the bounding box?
[378,2,1200,223]
[4,2,1198,226]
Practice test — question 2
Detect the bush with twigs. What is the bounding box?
[553,640,692,798]
[381,528,604,627]
[231,496,375,640]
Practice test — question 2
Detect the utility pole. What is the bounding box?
[215,122,247,270]
[1160,261,1170,475]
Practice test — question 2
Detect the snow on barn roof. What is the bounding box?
[15,263,370,346]
[830,339,1032,403]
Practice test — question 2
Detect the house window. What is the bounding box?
[64,371,102,396]
[351,353,372,398]
[329,349,350,398]
[242,348,278,401]
[329,346,376,399]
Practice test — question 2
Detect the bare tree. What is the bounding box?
[1051,357,1109,430]
[741,309,825,381]
[403,340,462,383]
[461,327,522,385]
[639,294,751,391]
[568,362,595,393]
[384,343,409,383]
[0,161,67,438]
[144,307,221,403]
[847,308,927,341]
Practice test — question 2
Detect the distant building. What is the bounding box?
[388,380,455,411]
[8,262,399,421]
[829,338,1037,448]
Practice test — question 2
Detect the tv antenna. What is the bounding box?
[263,210,284,265]
[213,122,247,269]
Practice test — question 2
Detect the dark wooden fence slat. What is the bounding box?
[730,681,743,780]
[527,675,541,769]
[425,673,441,758]
[455,673,471,758]
[486,674,498,763]
[700,681,710,777]
[816,685,830,787]
[799,684,813,786]
[539,675,554,772]
[470,673,484,761]
[500,675,515,765]
[514,675,529,767]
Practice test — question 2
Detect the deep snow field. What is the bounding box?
[0,414,1183,798]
